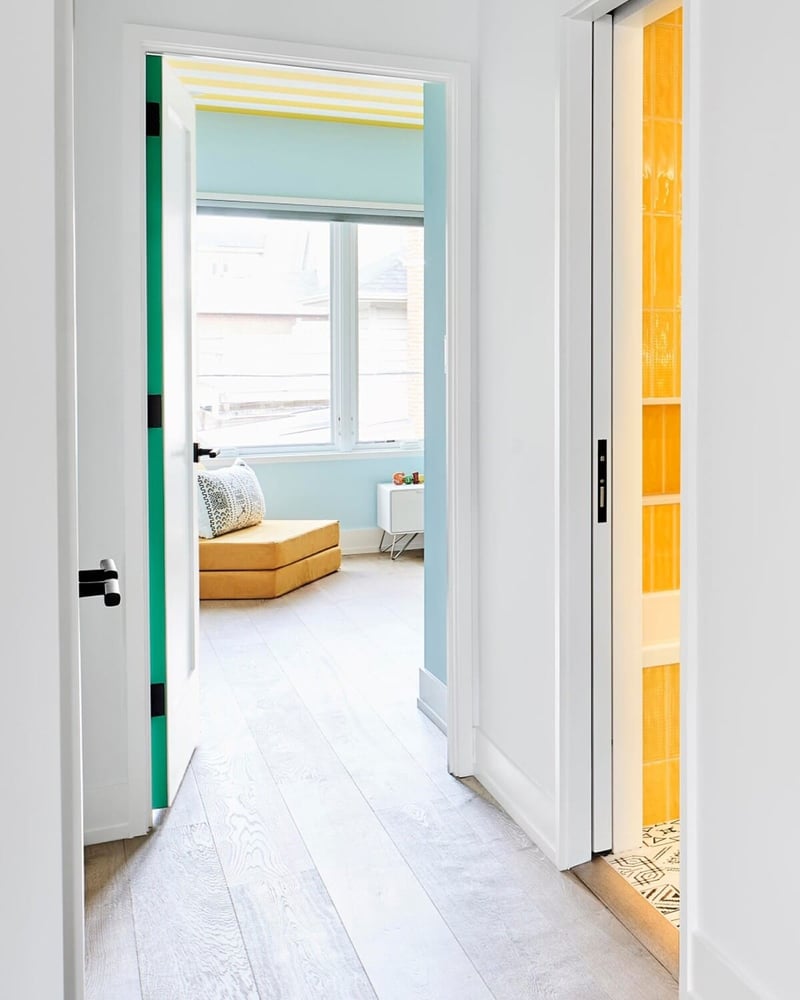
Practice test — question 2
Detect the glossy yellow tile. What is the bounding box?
[652,118,682,215]
[643,502,680,593]
[643,666,667,763]
[643,761,669,826]
[664,405,681,493]
[653,214,680,310]
[642,661,681,824]
[653,23,682,121]
[642,407,661,496]
[642,310,681,397]
[642,119,654,213]
[643,27,655,119]
[643,404,681,496]
[642,213,654,309]
[667,758,680,821]
[666,662,681,758]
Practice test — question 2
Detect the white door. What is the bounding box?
[593,6,647,857]
[593,1,683,856]
[160,61,200,804]
[592,14,614,854]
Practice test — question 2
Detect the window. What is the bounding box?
[195,211,424,453]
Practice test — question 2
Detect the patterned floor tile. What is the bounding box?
[604,821,680,928]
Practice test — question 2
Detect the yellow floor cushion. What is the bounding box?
[198,518,341,600]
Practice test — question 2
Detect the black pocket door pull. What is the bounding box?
[597,439,608,524]
[79,558,122,607]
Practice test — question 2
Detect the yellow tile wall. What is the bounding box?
[642,9,682,828]
[642,7,682,596]
[643,663,681,825]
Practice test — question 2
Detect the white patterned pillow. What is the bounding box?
[196,458,265,538]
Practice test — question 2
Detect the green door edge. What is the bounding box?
[146,53,168,809]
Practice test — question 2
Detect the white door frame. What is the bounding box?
[560,0,695,977]
[119,25,477,822]
[559,0,693,844]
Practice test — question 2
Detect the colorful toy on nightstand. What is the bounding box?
[392,471,425,486]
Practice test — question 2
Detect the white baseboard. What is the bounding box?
[689,933,768,1000]
[340,526,424,556]
[417,667,447,733]
[474,729,558,866]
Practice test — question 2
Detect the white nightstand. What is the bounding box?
[376,482,424,559]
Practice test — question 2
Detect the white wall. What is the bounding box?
[0,1,82,997]
[473,0,563,861]
[682,1,800,997]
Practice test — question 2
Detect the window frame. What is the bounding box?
[195,197,424,460]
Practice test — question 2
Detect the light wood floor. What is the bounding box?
[84,553,678,1000]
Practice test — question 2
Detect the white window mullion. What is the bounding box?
[330,222,345,450]
[333,222,358,451]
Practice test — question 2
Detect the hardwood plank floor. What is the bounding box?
[85,553,677,999]
[123,823,259,1000]
[84,841,141,1000]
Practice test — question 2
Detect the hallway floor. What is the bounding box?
[604,822,681,929]
[84,553,677,999]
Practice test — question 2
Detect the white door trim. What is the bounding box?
[560,1,695,992]
[55,0,85,991]
[120,25,477,819]
[555,14,594,870]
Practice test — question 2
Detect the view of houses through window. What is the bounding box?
[195,212,424,451]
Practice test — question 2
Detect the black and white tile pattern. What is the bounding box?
[604,821,681,928]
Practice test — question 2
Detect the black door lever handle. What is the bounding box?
[79,558,121,607]
[193,443,219,463]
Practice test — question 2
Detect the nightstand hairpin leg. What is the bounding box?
[378,530,418,560]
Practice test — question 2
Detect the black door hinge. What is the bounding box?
[151,683,166,718]
[146,101,161,138]
[148,394,163,429]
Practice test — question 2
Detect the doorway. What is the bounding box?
[145,53,437,810]
[579,0,684,975]
[77,28,475,856]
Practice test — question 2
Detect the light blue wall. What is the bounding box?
[253,455,424,530]
[422,84,447,685]
[196,112,423,204]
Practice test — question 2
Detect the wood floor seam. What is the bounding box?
[231,643,488,999]
[222,675,379,1000]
